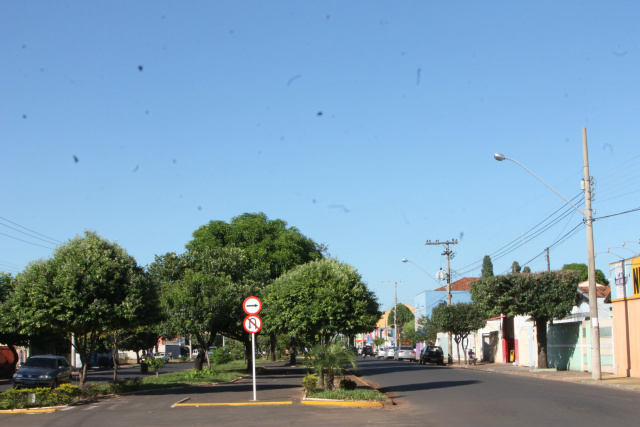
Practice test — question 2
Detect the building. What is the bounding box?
[609,255,640,377]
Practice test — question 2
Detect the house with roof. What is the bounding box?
[468,279,613,372]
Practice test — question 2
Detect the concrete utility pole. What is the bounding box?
[582,128,601,381]
[427,239,458,363]
[383,282,401,349]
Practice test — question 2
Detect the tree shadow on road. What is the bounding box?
[379,380,481,394]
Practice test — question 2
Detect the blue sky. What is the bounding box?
[2,1,639,311]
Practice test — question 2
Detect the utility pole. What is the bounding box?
[546,247,551,272]
[583,128,601,381]
[383,282,401,350]
[427,239,458,363]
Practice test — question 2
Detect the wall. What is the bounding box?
[610,256,640,377]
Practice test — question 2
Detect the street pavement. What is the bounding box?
[2,358,640,426]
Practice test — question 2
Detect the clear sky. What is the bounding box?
[2,1,639,312]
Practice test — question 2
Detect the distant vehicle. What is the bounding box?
[12,355,73,389]
[385,347,397,359]
[153,352,170,362]
[360,345,373,357]
[396,346,416,361]
[192,348,201,356]
[420,345,445,365]
[377,347,387,358]
[207,346,217,356]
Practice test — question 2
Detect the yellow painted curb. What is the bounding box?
[174,401,293,407]
[0,408,57,414]
[301,400,384,407]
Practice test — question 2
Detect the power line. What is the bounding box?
[0,216,62,244]
[0,231,56,250]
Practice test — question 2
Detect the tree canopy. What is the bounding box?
[431,303,485,363]
[388,303,415,327]
[481,255,494,278]
[561,263,609,286]
[264,258,380,348]
[10,231,158,384]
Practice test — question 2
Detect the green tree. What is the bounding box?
[153,213,324,370]
[153,248,261,370]
[523,266,531,274]
[431,303,485,364]
[388,303,415,327]
[0,272,29,375]
[481,255,494,278]
[372,337,385,353]
[11,231,158,385]
[471,271,580,368]
[561,263,609,286]
[511,261,521,274]
[403,315,438,346]
[264,258,380,365]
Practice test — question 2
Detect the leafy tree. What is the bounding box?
[511,261,521,274]
[388,303,414,327]
[0,272,29,375]
[402,315,438,346]
[481,255,494,278]
[471,271,580,368]
[372,337,385,352]
[264,258,380,365]
[153,248,260,370]
[10,231,158,385]
[187,213,324,362]
[523,266,531,274]
[561,263,609,286]
[431,303,485,364]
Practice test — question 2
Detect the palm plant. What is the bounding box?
[310,340,357,390]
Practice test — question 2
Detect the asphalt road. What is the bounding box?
[3,358,640,427]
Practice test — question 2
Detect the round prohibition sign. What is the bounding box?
[243,296,262,315]
[243,315,262,334]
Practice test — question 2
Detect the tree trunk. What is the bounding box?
[7,344,19,374]
[194,351,205,371]
[244,337,253,374]
[317,368,325,389]
[112,332,119,382]
[270,333,277,362]
[535,318,549,369]
[288,337,296,366]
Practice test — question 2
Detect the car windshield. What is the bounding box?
[23,358,57,369]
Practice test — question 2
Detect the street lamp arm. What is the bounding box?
[401,258,440,285]
[494,153,585,216]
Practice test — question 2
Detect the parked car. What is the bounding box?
[396,346,417,361]
[12,355,73,389]
[153,352,171,362]
[377,347,387,358]
[385,347,397,359]
[420,345,445,365]
[361,345,373,356]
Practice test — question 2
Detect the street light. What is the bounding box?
[493,128,601,380]
[401,258,440,285]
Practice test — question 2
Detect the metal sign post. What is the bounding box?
[243,296,262,401]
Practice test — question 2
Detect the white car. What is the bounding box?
[377,347,387,358]
[385,347,397,359]
[396,346,417,361]
[153,352,170,362]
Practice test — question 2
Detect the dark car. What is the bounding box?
[420,345,445,365]
[12,355,73,388]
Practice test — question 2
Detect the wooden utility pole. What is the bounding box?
[426,239,458,363]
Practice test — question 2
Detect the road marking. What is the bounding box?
[0,408,57,414]
[174,401,293,407]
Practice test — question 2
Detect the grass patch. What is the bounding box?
[307,388,388,402]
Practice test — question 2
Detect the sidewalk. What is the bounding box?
[448,360,640,393]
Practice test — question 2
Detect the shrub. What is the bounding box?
[55,384,82,403]
[302,373,317,394]
[0,385,83,410]
[211,348,232,365]
[108,377,143,394]
[145,356,166,377]
[185,366,218,380]
[339,378,357,390]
